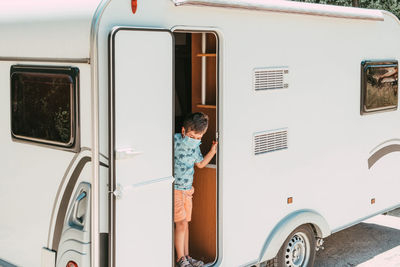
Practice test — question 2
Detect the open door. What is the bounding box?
[110,28,174,267]
[174,31,218,264]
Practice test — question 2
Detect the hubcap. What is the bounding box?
[284,232,310,267]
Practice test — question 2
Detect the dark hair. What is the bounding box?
[183,112,209,133]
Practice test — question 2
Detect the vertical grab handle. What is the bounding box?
[70,190,87,228]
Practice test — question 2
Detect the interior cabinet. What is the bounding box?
[190,166,217,263]
[189,32,217,264]
[191,33,217,159]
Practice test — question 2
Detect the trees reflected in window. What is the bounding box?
[11,66,79,150]
[361,61,398,114]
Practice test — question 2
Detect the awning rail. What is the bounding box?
[171,0,384,21]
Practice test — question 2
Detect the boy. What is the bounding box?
[174,112,218,267]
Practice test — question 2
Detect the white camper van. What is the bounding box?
[1,0,400,266]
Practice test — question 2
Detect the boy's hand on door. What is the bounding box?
[211,141,218,153]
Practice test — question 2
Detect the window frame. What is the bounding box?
[10,65,80,152]
[361,60,398,115]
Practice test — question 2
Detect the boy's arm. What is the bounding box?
[195,141,218,169]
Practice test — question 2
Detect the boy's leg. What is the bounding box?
[184,223,189,256]
[175,220,188,261]
[175,188,194,262]
[183,187,194,257]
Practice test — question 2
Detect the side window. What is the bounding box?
[361,61,398,114]
[10,65,79,151]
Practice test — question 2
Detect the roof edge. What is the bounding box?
[381,10,400,26]
[171,0,384,21]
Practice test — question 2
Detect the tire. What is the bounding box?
[275,224,316,267]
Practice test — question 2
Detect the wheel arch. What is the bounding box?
[258,209,331,263]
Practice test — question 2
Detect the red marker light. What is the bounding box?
[66,261,78,267]
[131,0,137,14]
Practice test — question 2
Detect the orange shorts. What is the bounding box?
[174,187,195,222]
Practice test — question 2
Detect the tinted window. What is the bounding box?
[11,66,79,149]
[361,61,398,114]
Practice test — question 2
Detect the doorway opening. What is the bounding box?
[174,31,218,265]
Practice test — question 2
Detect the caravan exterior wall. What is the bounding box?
[1,0,400,266]
[98,1,400,265]
[0,61,95,266]
[0,1,101,266]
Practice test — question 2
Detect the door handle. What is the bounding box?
[116,147,143,160]
[70,191,87,228]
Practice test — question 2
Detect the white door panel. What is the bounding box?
[112,29,173,267]
[115,178,173,267]
[114,30,173,186]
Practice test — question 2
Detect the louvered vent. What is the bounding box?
[254,67,289,91]
[254,129,288,155]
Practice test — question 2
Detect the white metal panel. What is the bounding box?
[92,1,400,265]
[41,248,56,267]
[115,179,173,267]
[113,29,173,267]
[0,62,91,267]
[0,0,100,59]
[114,29,173,186]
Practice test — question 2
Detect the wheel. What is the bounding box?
[276,224,316,267]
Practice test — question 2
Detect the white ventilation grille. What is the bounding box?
[254,129,288,155]
[254,67,289,91]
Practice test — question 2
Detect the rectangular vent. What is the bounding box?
[254,67,289,91]
[254,129,288,155]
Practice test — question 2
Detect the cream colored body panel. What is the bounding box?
[1,0,400,266]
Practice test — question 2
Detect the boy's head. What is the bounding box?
[181,112,209,140]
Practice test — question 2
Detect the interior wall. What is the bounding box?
[174,32,192,133]
[189,32,217,264]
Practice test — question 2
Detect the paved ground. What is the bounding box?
[314,209,400,267]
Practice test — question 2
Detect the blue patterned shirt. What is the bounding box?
[174,133,203,190]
